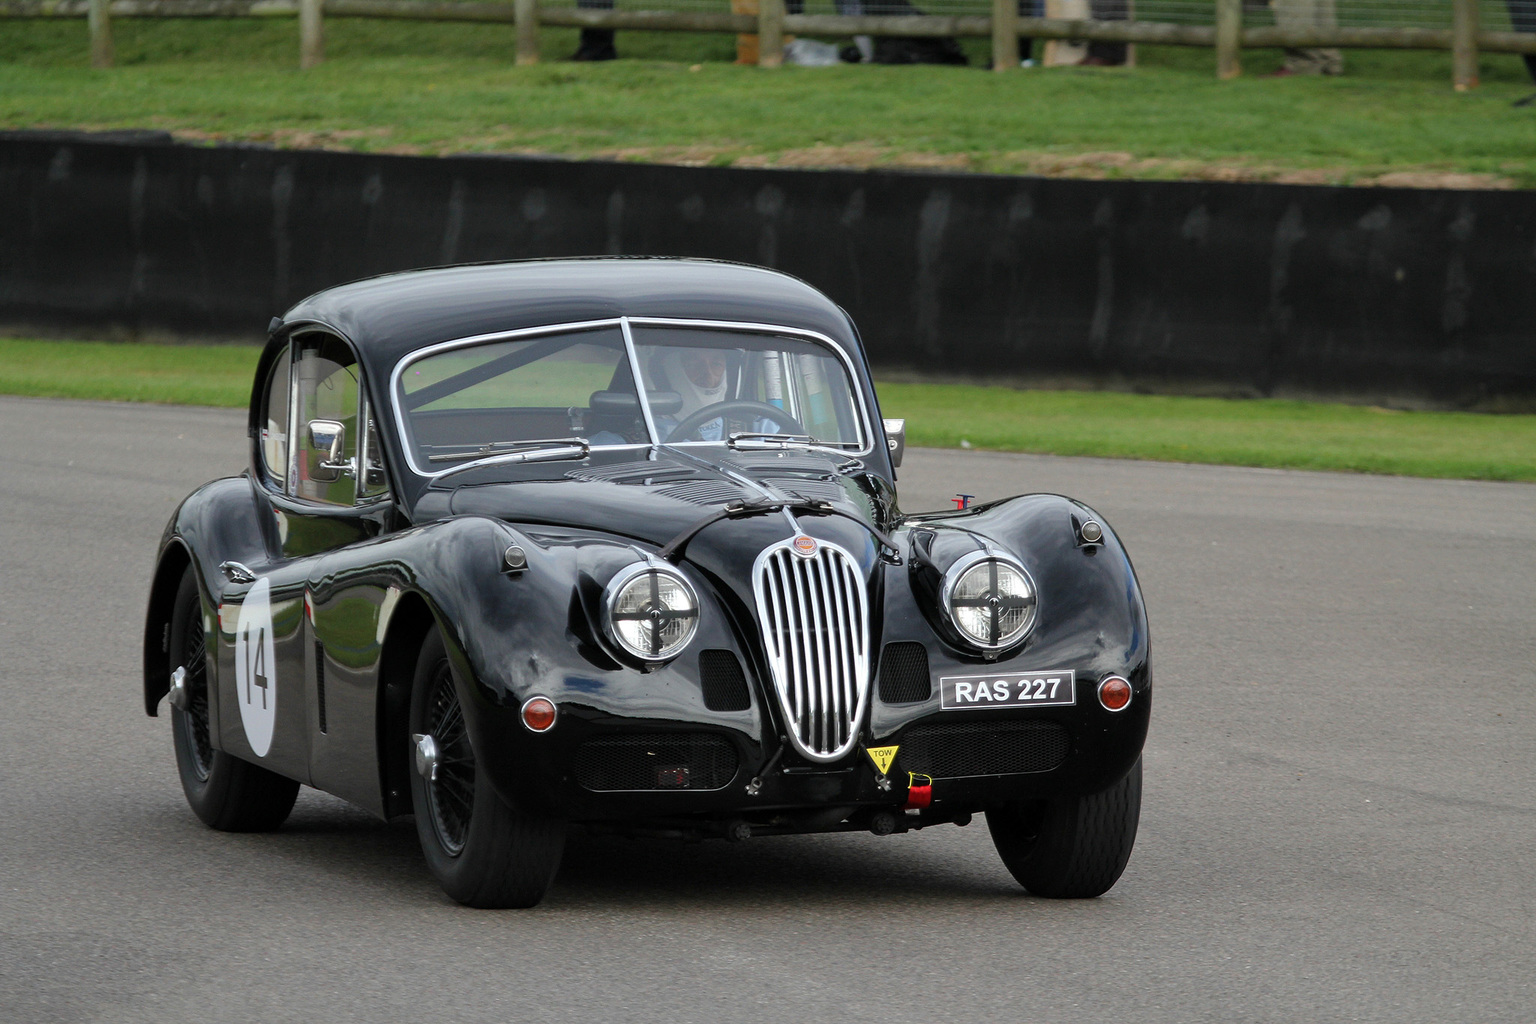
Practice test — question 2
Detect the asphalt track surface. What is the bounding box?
[2,394,1533,1024]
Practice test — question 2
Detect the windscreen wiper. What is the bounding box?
[428,437,589,463]
[727,432,862,457]
[430,438,590,478]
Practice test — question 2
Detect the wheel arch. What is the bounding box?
[377,590,437,819]
[143,541,194,717]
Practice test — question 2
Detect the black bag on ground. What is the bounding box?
[842,0,969,64]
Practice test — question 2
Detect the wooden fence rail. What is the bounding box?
[3,0,1531,87]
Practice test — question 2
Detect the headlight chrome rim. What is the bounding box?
[939,549,1039,652]
[602,560,700,663]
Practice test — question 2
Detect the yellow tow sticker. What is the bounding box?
[864,745,899,775]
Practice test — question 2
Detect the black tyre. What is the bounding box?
[408,627,565,909]
[169,567,299,831]
[987,757,1142,898]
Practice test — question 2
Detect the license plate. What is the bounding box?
[939,670,1077,710]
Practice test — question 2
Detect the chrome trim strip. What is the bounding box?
[752,536,870,763]
[617,317,661,447]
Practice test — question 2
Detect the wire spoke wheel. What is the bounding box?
[166,565,298,832]
[423,660,474,857]
[174,593,214,782]
[407,627,567,908]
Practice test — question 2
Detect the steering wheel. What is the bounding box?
[666,400,807,443]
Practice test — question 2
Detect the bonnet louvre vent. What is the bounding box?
[656,481,747,507]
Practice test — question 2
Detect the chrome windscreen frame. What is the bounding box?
[389,317,875,481]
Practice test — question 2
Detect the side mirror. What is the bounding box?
[308,419,353,481]
[883,418,906,468]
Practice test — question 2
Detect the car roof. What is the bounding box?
[278,258,861,365]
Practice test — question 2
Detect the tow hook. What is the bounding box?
[903,773,934,810]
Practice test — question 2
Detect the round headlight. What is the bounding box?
[941,551,1038,650]
[604,563,699,663]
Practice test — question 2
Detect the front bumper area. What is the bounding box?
[473,664,1150,831]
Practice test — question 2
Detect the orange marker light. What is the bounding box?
[1097,676,1132,712]
[521,696,557,732]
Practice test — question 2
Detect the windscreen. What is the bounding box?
[393,322,867,476]
[631,325,864,448]
[396,326,636,472]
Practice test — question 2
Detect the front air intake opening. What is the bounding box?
[900,720,1069,778]
[878,641,931,704]
[573,732,740,791]
[700,649,752,712]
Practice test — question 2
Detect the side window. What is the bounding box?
[293,334,360,506]
[357,394,390,501]
[259,347,290,490]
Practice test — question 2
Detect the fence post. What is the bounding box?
[515,0,539,64]
[88,0,113,68]
[992,0,1019,70]
[1451,0,1478,90]
[758,0,785,67]
[1214,0,1241,78]
[299,0,324,68]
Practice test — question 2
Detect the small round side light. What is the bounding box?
[521,696,557,732]
[1080,520,1104,544]
[1097,675,1132,712]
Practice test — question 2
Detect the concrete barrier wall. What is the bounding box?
[2,130,1532,405]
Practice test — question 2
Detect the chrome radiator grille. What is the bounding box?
[752,537,871,763]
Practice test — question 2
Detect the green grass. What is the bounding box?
[878,381,1536,482]
[0,337,262,407]
[5,338,1532,481]
[3,19,1535,186]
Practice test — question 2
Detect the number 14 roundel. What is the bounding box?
[233,576,278,757]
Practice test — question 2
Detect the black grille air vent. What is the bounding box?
[573,733,739,791]
[314,641,328,734]
[878,642,931,704]
[900,721,1068,778]
[700,650,752,711]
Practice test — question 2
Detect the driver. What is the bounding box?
[658,348,730,441]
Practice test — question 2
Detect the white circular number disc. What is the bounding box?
[233,576,278,757]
